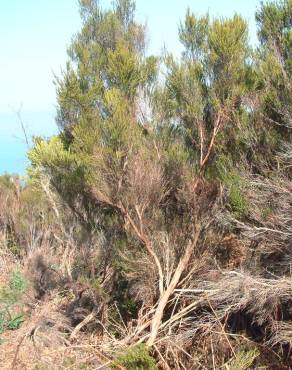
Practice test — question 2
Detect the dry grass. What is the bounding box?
[0,289,110,370]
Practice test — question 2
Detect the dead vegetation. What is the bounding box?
[0,158,291,369]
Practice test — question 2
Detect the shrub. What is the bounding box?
[113,344,158,370]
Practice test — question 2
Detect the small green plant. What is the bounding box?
[0,270,28,335]
[7,314,25,330]
[123,298,138,317]
[113,344,158,370]
[229,184,248,218]
[7,243,23,257]
[228,348,260,370]
[9,270,27,293]
[0,270,27,306]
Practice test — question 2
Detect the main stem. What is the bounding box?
[146,226,201,346]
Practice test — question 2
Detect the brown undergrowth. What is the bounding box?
[0,172,291,369]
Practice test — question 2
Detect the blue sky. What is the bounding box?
[0,0,260,174]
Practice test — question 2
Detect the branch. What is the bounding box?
[12,104,30,149]
[146,224,201,346]
[121,203,164,297]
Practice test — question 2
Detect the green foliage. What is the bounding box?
[228,348,260,370]
[9,270,28,293]
[256,0,292,50]
[122,298,138,316]
[28,135,91,207]
[163,10,252,170]
[113,344,157,370]
[7,243,22,257]
[179,9,209,61]
[229,184,249,218]
[7,314,25,330]
[29,136,78,169]
[57,0,157,134]
[256,0,292,131]
[28,0,158,236]
[215,155,248,217]
[0,270,28,335]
